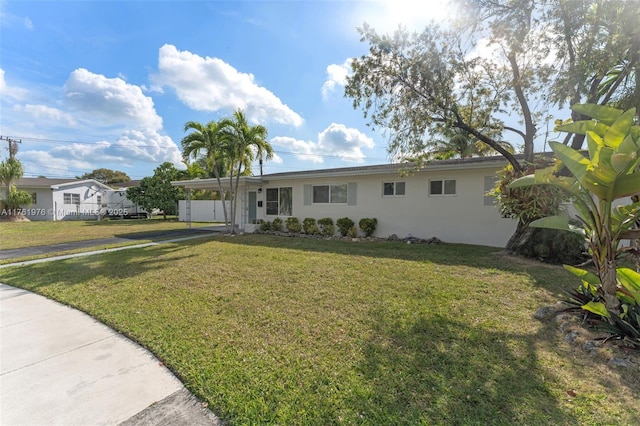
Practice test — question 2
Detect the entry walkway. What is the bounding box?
[0,228,225,425]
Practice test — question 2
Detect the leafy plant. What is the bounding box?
[336,217,355,236]
[285,217,301,233]
[271,217,283,232]
[259,220,272,232]
[358,218,378,237]
[563,265,640,347]
[302,218,319,235]
[510,104,640,319]
[317,217,335,237]
[347,225,358,238]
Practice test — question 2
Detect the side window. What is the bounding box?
[383,181,405,197]
[429,179,456,196]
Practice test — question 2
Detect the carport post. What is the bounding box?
[185,188,191,229]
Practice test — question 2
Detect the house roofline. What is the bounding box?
[15,178,110,190]
[171,154,534,188]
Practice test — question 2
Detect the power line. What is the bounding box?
[6,134,391,162]
[0,136,22,160]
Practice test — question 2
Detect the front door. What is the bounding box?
[248,191,257,224]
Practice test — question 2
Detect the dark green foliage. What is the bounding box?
[317,217,335,237]
[78,168,130,186]
[359,218,378,237]
[126,162,184,219]
[347,226,358,238]
[286,217,301,233]
[563,269,640,348]
[259,220,272,232]
[271,217,283,232]
[516,227,586,265]
[336,217,355,236]
[302,218,319,235]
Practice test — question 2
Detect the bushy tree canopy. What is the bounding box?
[345,0,640,172]
[126,162,183,219]
[78,168,131,186]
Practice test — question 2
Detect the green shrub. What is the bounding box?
[317,217,335,237]
[347,225,358,238]
[358,218,377,237]
[336,217,355,236]
[285,217,301,233]
[517,226,586,264]
[302,218,319,235]
[271,217,283,232]
[259,220,272,232]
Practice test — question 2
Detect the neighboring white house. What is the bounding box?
[173,156,520,247]
[11,178,112,221]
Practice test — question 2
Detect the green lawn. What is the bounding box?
[0,219,213,250]
[1,235,638,425]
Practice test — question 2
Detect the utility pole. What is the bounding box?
[0,136,21,160]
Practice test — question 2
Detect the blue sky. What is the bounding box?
[1,0,544,180]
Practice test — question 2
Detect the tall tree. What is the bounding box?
[345,0,638,253]
[126,162,183,220]
[181,120,232,229]
[78,168,130,186]
[0,148,33,215]
[220,110,274,233]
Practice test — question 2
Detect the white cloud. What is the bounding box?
[318,123,375,162]
[153,44,303,126]
[13,104,77,126]
[270,153,283,164]
[20,150,95,177]
[65,68,163,130]
[271,123,374,163]
[0,10,34,30]
[270,136,324,163]
[322,59,352,100]
[0,68,29,101]
[7,68,182,174]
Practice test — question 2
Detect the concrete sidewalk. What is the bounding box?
[0,284,222,425]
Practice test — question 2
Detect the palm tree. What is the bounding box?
[181,120,233,230]
[0,157,33,214]
[0,158,24,197]
[426,128,515,160]
[220,110,274,233]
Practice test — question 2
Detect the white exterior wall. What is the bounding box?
[178,200,229,222]
[51,184,102,221]
[19,187,55,221]
[255,166,517,247]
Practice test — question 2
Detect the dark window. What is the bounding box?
[429,179,456,196]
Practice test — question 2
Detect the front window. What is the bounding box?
[313,184,347,204]
[429,179,456,196]
[63,193,80,205]
[266,187,292,216]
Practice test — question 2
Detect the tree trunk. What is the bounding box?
[600,258,621,315]
[504,220,534,254]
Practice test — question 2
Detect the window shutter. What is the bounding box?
[347,182,357,206]
[484,176,497,205]
[304,184,312,206]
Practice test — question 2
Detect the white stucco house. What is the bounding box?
[11,178,111,221]
[173,156,520,247]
